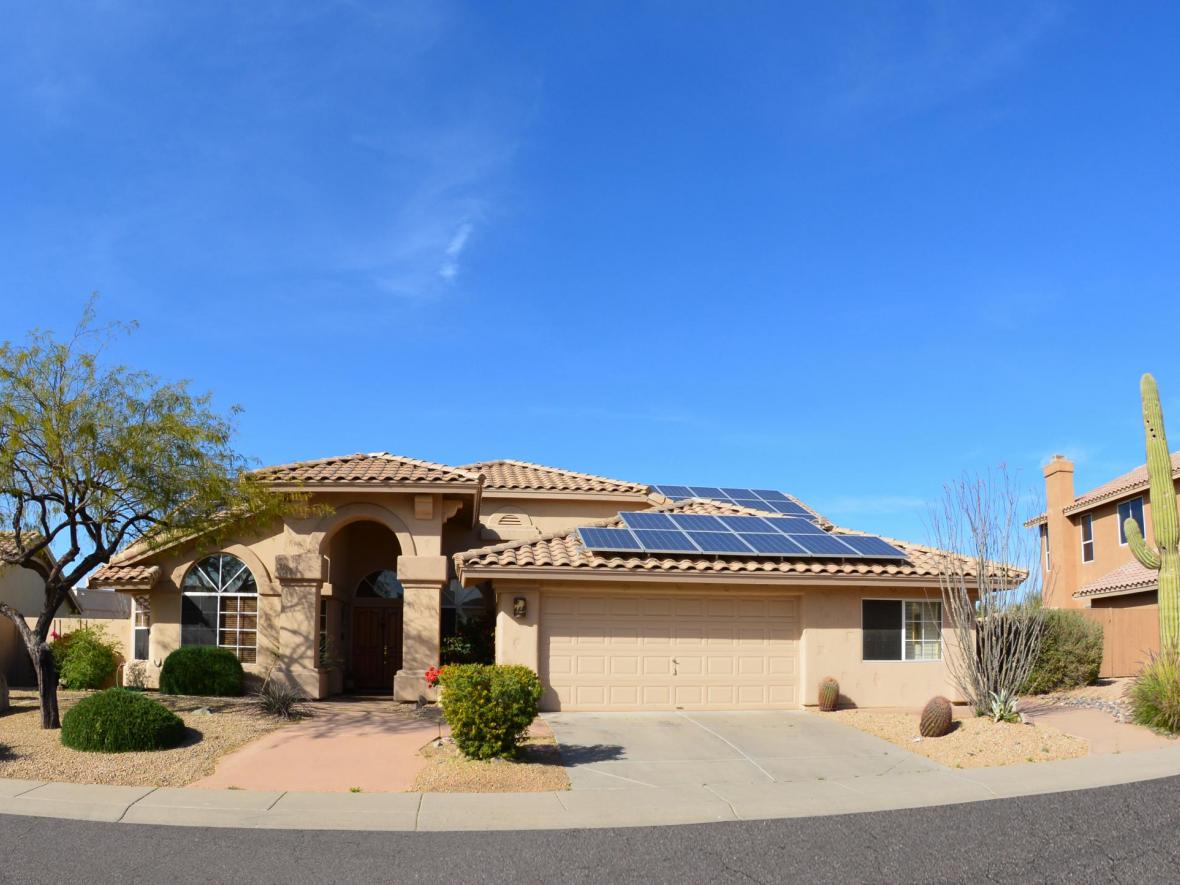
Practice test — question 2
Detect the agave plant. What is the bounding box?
[252,679,310,721]
[986,689,1021,724]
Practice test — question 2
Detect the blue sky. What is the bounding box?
[2,2,1179,544]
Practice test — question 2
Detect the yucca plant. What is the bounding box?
[1129,651,1180,734]
[252,679,310,721]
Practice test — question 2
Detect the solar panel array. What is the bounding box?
[576,511,908,560]
[651,485,814,517]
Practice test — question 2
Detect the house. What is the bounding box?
[1,535,131,686]
[89,453,975,710]
[1030,453,1171,675]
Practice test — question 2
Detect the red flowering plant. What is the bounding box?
[425,666,442,688]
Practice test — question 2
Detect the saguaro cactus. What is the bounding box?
[1125,374,1180,651]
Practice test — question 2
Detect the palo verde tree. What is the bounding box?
[0,302,289,728]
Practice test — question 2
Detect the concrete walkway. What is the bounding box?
[191,701,445,793]
[3,743,1180,831]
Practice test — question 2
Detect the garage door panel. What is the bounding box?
[541,592,799,711]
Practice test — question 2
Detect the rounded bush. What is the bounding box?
[1023,609,1104,694]
[159,646,245,696]
[1130,651,1180,734]
[817,677,839,712]
[438,664,543,759]
[61,688,185,752]
[919,695,953,738]
[52,626,120,690]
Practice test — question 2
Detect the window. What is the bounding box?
[1081,514,1095,563]
[132,597,151,661]
[862,599,942,661]
[356,570,404,599]
[1118,497,1145,545]
[1041,524,1050,572]
[442,580,487,638]
[181,553,258,663]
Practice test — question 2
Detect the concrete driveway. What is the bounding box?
[545,711,940,790]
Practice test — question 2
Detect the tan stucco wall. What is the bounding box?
[800,586,962,707]
[493,578,959,710]
[478,495,647,541]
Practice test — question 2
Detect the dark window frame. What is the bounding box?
[1118,497,1145,546]
[1080,513,1095,563]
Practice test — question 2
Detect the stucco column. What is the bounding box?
[274,553,328,698]
[393,555,447,702]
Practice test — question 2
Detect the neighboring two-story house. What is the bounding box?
[1030,453,1176,675]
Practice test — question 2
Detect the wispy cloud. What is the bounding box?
[438,221,474,282]
[822,1,1063,124]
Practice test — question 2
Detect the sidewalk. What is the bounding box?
[2,744,1179,831]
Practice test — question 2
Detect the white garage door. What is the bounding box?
[541,592,800,711]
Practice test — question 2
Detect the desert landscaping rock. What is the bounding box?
[0,689,286,787]
[825,708,1089,768]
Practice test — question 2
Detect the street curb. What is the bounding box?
[2,745,1180,831]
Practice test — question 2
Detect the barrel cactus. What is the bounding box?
[919,695,953,738]
[817,677,839,712]
[1125,374,1180,651]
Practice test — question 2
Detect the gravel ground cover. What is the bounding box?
[412,718,570,793]
[824,708,1089,768]
[0,689,288,786]
[1025,678,1135,722]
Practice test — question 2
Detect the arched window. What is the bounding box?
[356,569,404,600]
[181,553,258,663]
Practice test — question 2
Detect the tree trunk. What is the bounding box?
[32,643,60,730]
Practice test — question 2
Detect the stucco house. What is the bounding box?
[1030,453,1175,675]
[1,535,131,686]
[89,453,973,710]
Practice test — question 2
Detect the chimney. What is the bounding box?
[1042,454,1077,608]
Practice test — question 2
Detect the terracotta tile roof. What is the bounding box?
[1026,451,1180,526]
[0,532,56,566]
[88,564,161,590]
[254,453,480,487]
[462,459,650,496]
[1073,560,1158,599]
[456,498,979,582]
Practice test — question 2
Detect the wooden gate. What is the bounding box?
[1080,606,1159,678]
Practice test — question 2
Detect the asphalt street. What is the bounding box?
[1,775,1178,884]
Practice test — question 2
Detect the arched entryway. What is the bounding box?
[326,521,405,694]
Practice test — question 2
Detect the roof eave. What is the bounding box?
[480,488,652,502]
[456,564,947,588]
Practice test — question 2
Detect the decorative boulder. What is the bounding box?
[818,677,839,712]
[920,695,953,738]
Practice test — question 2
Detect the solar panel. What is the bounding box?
[791,534,860,556]
[686,531,756,554]
[631,529,700,553]
[621,511,678,530]
[718,515,780,533]
[575,527,643,552]
[764,517,827,535]
[573,499,909,563]
[669,514,729,532]
[739,533,808,554]
[838,535,908,559]
[654,484,693,498]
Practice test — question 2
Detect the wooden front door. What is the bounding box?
[351,606,403,691]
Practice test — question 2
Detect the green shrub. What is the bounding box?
[61,688,186,752]
[159,646,245,696]
[1023,609,1104,694]
[437,663,543,760]
[252,679,310,720]
[1130,651,1180,733]
[51,625,120,690]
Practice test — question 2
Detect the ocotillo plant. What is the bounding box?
[1125,374,1180,651]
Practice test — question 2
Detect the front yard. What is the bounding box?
[0,689,288,786]
[825,708,1089,768]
